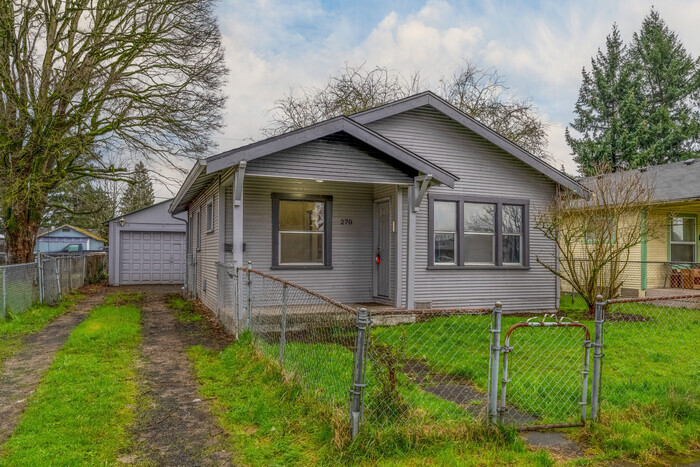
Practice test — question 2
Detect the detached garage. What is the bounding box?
[105,200,187,286]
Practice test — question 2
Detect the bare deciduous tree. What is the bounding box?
[264,62,551,161]
[440,63,551,161]
[535,165,665,311]
[0,0,226,262]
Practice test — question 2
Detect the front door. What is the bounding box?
[374,199,391,299]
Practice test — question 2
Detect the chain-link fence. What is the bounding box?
[214,265,699,438]
[594,294,700,424]
[0,254,107,320]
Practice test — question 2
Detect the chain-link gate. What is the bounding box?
[495,316,591,429]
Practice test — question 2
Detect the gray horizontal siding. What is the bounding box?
[367,106,558,311]
[245,133,414,185]
[242,175,376,303]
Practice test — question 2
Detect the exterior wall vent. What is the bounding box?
[202,278,207,292]
[414,301,432,310]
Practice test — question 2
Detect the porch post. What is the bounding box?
[233,162,246,318]
[394,186,403,308]
[406,184,416,310]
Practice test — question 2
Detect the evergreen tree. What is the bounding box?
[566,24,641,175]
[630,9,700,166]
[568,11,700,175]
[120,162,155,215]
[43,179,115,237]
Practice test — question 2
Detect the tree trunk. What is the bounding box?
[5,205,42,264]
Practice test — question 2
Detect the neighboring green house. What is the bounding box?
[35,224,107,254]
[566,159,700,297]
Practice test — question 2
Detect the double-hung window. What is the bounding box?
[272,194,332,268]
[670,215,697,262]
[205,199,214,232]
[429,196,528,268]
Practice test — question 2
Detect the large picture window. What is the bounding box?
[670,215,697,262]
[429,195,529,268]
[272,194,332,268]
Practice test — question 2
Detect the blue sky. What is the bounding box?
[156,0,700,197]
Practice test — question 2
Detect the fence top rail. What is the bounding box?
[0,262,38,269]
[504,320,591,342]
[238,267,358,316]
[607,294,700,304]
[370,307,492,316]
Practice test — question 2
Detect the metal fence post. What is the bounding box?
[36,252,44,303]
[489,301,503,425]
[350,307,370,439]
[233,260,239,339]
[246,261,252,330]
[1,268,6,320]
[56,257,62,298]
[590,295,605,422]
[279,283,288,365]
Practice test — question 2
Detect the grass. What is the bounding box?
[370,298,699,463]
[0,292,143,465]
[167,294,203,323]
[0,291,84,368]
[188,333,555,466]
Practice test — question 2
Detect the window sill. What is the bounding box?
[206,229,215,234]
[271,265,333,271]
[427,265,530,271]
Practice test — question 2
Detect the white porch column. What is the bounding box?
[406,183,416,310]
[232,162,246,267]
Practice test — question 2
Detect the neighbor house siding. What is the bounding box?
[367,106,558,311]
[189,180,220,312]
[242,175,376,303]
[245,133,414,185]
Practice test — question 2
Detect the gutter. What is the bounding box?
[169,159,207,214]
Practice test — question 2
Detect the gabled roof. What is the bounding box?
[352,91,586,196]
[103,199,175,225]
[205,115,458,187]
[580,158,700,203]
[37,224,107,243]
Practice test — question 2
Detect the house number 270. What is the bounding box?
[340,218,353,225]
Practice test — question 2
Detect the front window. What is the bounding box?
[670,216,696,262]
[430,196,528,268]
[585,216,615,244]
[273,195,332,267]
[463,202,496,264]
[433,201,457,264]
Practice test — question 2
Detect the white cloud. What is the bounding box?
[151,0,700,197]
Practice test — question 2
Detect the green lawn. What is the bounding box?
[237,298,698,464]
[188,334,554,466]
[0,292,142,465]
[0,291,84,369]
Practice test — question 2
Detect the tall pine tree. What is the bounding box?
[630,10,700,166]
[568,11,700,175]
[566,24,640,175]
[120,162,155,215]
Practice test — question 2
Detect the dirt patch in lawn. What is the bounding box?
[121,286,235,466]
[0,284,107,444]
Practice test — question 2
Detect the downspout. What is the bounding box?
[170,211,189,297]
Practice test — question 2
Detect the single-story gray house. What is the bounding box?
[170,91,585,313]
[35,224,106,253]
[105,200,187,286]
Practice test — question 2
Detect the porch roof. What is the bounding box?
[205,116,458,186]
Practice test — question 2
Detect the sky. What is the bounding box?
[155,0,700,198]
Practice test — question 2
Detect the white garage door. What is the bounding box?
[120,231,185,285]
